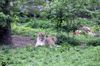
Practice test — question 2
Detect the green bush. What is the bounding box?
[56,33,81,46]
[57,32,100,46]
[11,22,57,39]
[12,16,55,29]
[66,37,82,46]
[56,33,68,44]
[92,25,100,32]
[78,18,96,26]
[25,19,54,29]
[0,45,100,66]
[12,23,43,39]
[87,38,100,46]
[0,12,11,27]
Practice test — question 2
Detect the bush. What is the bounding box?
[66,37,82,46]
[87,38,100,46]
[57,33,100,46]
[56,33,81,46]
[92,25,100,32]
[11,22,57,39]
[12,16,54,29]
[56,33,68,44]
[11,23,45,39]
[25,19,54,29]
[0,12,11,27]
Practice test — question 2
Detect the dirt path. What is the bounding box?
[12,35,35,47]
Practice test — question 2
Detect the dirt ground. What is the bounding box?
[12,35,35,47]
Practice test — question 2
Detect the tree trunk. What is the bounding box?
[0,0,12,44]
[0,25,12,44]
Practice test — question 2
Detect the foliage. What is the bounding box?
[92,25,100,32]
[57,34,81,46]
[48,0,100,32]
[0,12,11,27]
[0,45,100,66]
[56,31,100,46]
[23,19,54,29]
[11,22,57,39]
[1,0,99,45]
[11,0,49,18]
[12,18,100,46]
[78,18,95,26]
[87,38,100,46]
[0,0,12,27]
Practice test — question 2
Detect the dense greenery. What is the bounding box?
[0,12,10,27]
[0,0,12,44]
[47,0,100,32]
[0,45,100,66]
[0,0,100,66]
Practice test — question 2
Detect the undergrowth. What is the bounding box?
[0,45,100,66]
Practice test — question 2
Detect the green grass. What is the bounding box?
[10,19,100,66]
[0,45,100,66]
[11,23,57,39]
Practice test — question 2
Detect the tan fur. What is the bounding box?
[35,32,46,47]
[35,32,57,47]
[46,36,57,46]
[74,30,81,35]
[80,25,92,33]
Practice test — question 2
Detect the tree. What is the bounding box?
[16,0,48,18]
[49,0,100,33]
[49,0,80,34]
[0,0,12,44]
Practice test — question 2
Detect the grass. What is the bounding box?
[11,22,57,39]
[0,45,100,66]
[9,19,100,66]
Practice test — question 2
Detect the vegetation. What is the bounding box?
[0,0,12,44]
[0,0,100,66]
[0,45,100,66]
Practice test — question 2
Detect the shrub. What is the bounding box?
[25,19,54,29]
[0,12,11,27]
[66,37,82,46]
[78,18,96,26]
[56,33,82,46]
[87,38,100,46]
[13,17,55,29]
[11,22,57,39]
[92,25,100,32]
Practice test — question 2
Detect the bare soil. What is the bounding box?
[12,35,35,47]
